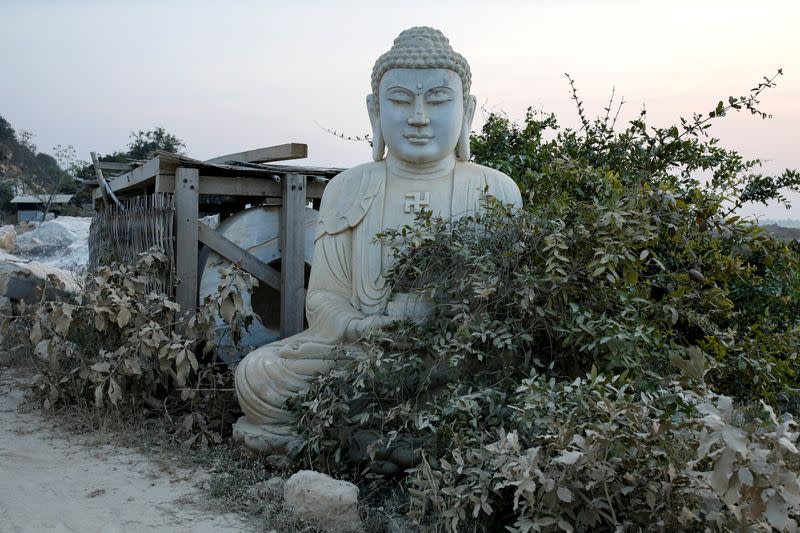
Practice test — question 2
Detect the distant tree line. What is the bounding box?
[0,114,185,219]
[75,127,186,180]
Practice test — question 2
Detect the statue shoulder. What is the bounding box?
[317,161,385,238]
[324,161,382,197]
[457,162,523,207]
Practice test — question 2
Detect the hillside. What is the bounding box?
[761,218,800,229]
[760,223,800,241]
[0,115,76,211]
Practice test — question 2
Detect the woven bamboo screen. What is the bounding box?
[88,193,176,295]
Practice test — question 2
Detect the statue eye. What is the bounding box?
[426,91,453,104]
[387,92,413,104]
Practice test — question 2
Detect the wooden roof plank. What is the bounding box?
[92,156,161,200]
[97,161,136,172]
[205,143,308,165]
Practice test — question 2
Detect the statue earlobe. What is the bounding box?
[456,95,477,161]
[366,94,385,161]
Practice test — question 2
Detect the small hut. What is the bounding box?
[10,194,74,222]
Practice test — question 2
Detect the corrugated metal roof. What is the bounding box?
[11,194,74,204]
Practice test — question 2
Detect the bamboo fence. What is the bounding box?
[89,193,176,295]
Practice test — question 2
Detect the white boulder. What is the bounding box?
[283,470,361,531]
[15,217,91,255]
[14,217,91,271]
[0,225,16,251]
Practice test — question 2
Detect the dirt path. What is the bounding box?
[0,367,253,533]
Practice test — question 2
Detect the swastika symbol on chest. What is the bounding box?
[403,192,430,213]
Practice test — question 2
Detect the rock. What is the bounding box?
[34,340,50,361]
[0,225,16,251]
[0,295,12,315]
[0,259,79,304]
[386,515,414,533]
[10,216,91,272]
[15,216,91,256]
[15,221,38,236]
[263,476,285,494]
[16,220,75,254]
[283,470,360,531]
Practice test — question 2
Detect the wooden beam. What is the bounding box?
[200,176,282,196]
[280,173,307,338]
[98,161,136,172]
[155,174,175,194]
[155,175,284,197]
[175,168,200,323]
[90,151,125,211]
[205,143,308,165]
[197,221,282,291]
[92,157,160,200]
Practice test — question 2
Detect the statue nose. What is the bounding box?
[407,109,430,127]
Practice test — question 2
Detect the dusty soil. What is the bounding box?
[0,367,254,533]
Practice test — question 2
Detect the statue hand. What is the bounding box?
[346,314,396,341]
[278,341,337,359]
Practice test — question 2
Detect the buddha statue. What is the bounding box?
[233,26,522,453]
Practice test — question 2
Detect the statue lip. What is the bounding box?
[404,133,434,143]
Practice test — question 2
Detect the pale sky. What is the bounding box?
[2,0,798,218]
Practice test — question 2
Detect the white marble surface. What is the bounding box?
[233,27,522,453]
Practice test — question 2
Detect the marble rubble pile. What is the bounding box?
[0,217,90,312]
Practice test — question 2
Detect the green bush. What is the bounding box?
[292,72,800,531]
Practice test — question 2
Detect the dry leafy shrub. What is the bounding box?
[6,248,257,447]
[298,333,800,531]
[407,359,800,532]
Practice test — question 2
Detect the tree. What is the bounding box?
[0,128,79,219]
[0,182,14,214]
[0,116,15,142]
[76,127,187,181]
[126,127,186,159]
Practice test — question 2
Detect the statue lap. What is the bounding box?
[233,336,338,453]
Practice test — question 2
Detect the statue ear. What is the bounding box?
[456,95,477,161]
[366,94,385,161]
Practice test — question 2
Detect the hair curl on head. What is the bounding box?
[371,27,471,105]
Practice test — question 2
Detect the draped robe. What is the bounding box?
[233,159,522,452]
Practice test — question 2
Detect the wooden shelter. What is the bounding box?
[90,143,342,338]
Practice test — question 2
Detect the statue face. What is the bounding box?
[378,68,464,164]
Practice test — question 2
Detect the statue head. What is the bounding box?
[368,27,477,163]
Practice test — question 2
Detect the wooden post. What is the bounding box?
[175,167,200,323]
[280,173,306,338]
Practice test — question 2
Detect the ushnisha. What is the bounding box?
[233,27,521,453]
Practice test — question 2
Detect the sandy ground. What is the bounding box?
[0,367,253,533]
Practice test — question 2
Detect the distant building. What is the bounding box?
[10,194,74,222]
